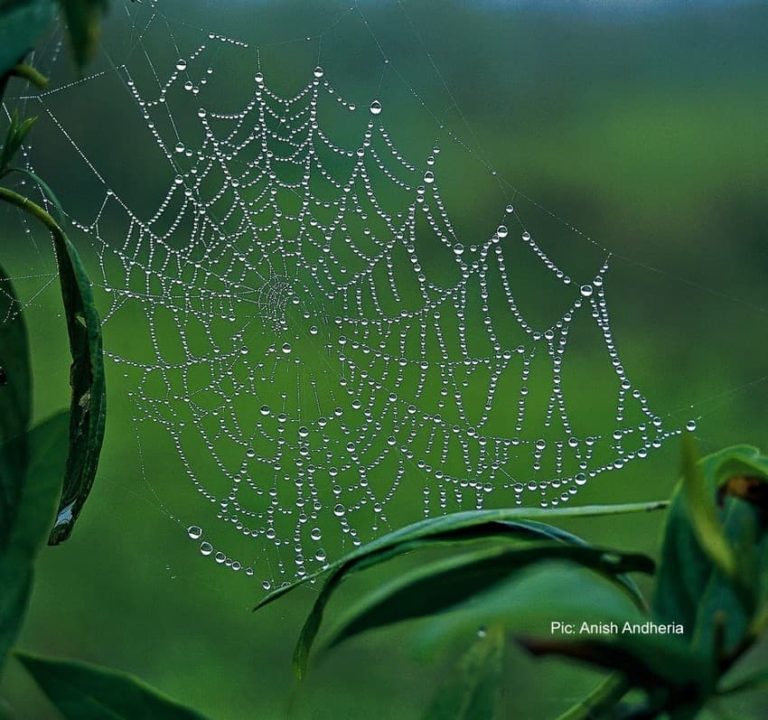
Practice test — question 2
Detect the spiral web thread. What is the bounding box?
[18,5,692,587]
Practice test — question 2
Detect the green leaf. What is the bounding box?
[0,411,69,672]
[680,435,736,579]
[320,544,653,665]
[0,0,55,78]
[0,262,31,547]
[57,0,109,69]
[654,444,768,670]
[47,225,106,544]
[554,674,629,720]
[286,517,650,679]
[0,111,37,172]
[519,633,712,707]
[0,189,106,544]
[421,625,505,720]
[256,500,668,612]
[418,563,647,650]
[16,652,211,719]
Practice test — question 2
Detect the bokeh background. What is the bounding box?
[1,0,768,718]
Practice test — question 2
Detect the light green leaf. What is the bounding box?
[680,435,736,579]
[16,652,211,719]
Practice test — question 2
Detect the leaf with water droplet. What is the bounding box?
[46,225,106,544]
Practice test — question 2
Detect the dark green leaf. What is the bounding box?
[0,0,55,78]
[16,652,211,719]
[519,633,712,703]
[0,261,31,548]
[257,500,668,612]
[0,189,106,544]
[47,226,106,544]
[57,0,109,69]
[0,411,69,671]
[422,625,505,720]
[321,544,653,663]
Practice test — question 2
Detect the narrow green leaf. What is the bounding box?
[16,652,211,720]
[0,411,69,671]
[57,0,109,69]
[0,0,55,78]
[46,219,106,544]
[0,262,31,547]
[0,189,106,544]
[256,500,668,611]
[422,625,505,720]
[6,166,66,221]
[321,544,653,663]
[680,435,736,578]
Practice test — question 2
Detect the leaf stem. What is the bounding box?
[9,64,49,91]
[0,186,62,240]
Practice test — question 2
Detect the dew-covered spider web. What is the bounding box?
[9,1,703,588]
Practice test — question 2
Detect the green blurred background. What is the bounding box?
[2,0,768,717]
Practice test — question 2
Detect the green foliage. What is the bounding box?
[256,502,664,679]
[271,442,768,719]
[16,653,212,719]
[0,411,68,672]
[45,201,107,544]
[0,0,55,78]
[323,544,652,655]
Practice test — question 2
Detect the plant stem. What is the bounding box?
[9,64,48,90]
[0,186,63,240]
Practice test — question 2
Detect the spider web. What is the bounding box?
[13,1,695,587]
